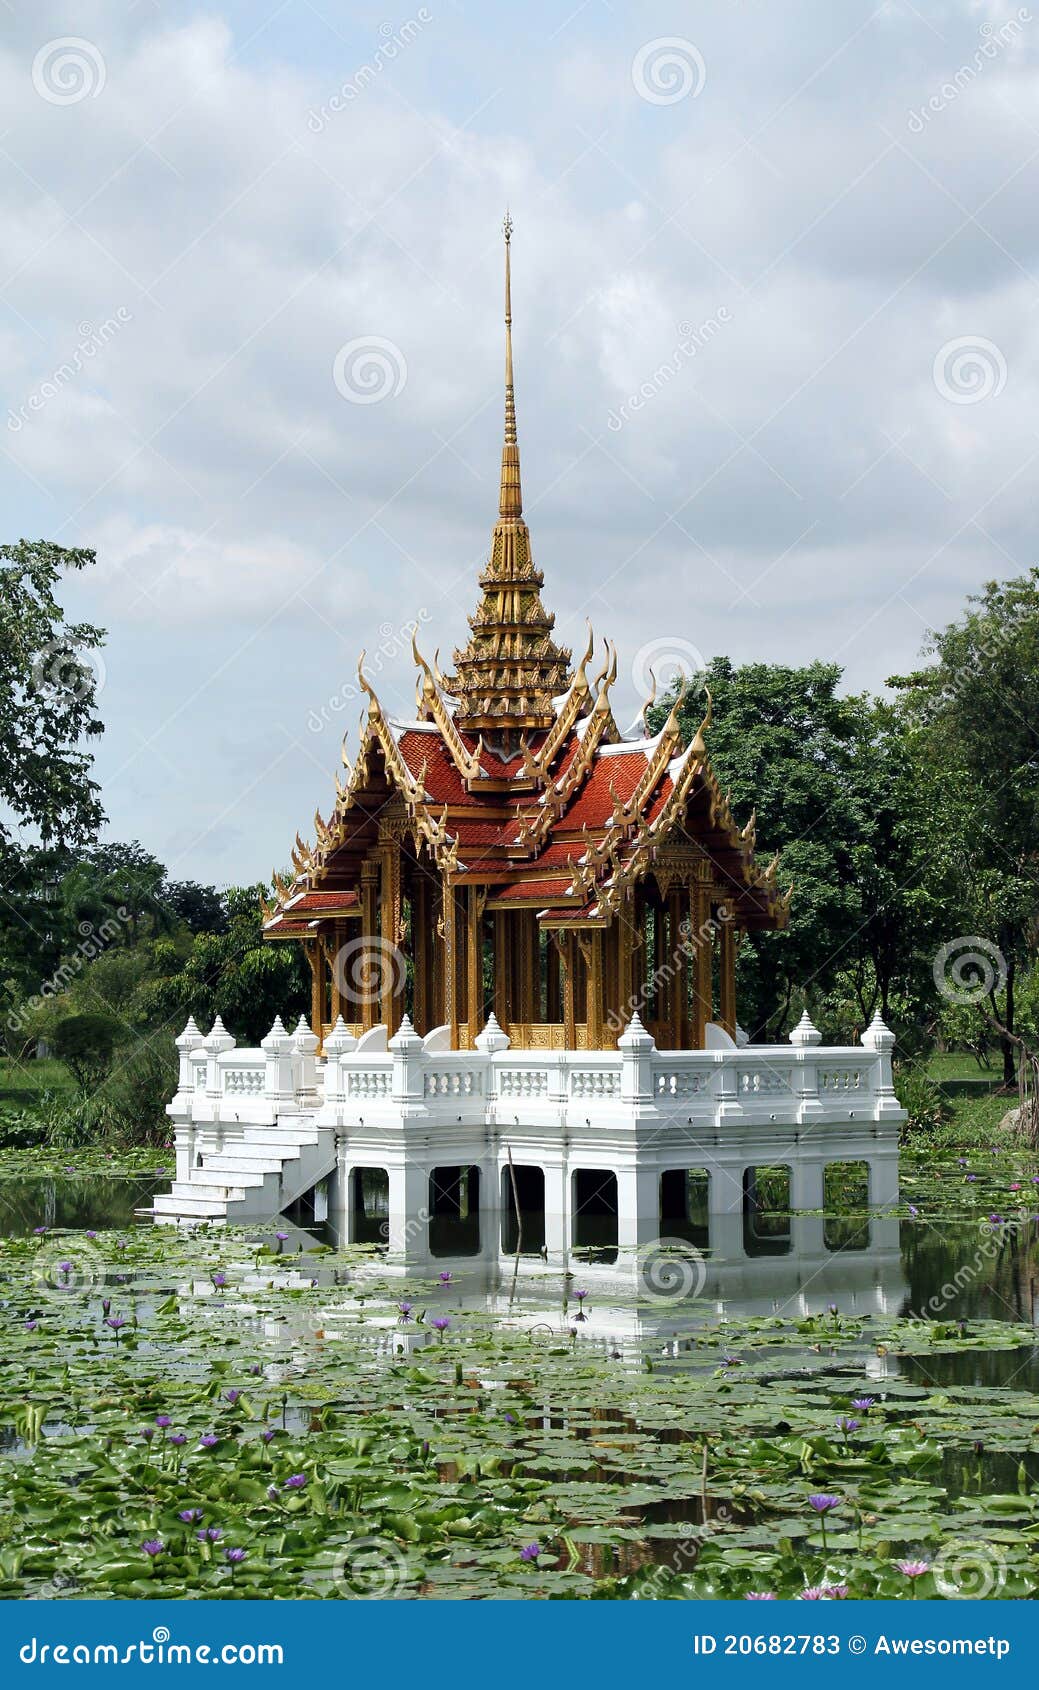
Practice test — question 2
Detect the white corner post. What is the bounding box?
[203,1017,235,1100]
[291,1016,320,1100]
[261,1015,295,1109]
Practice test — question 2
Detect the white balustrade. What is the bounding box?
[169,1009,905,1138]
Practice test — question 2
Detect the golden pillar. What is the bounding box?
[306,939,324,1040]
[689,878,712,1048]
[582,930,604,1050]
[379,837,403,1037]
[517,910,537,1025]
[327,925,342,1027]
[667,885,687,1050]
[562,933,577,1049]
[441,876,460,1049]
[466,887,484,1047]
[546,929,561,1024]
[359,859,379,1032]
[494,910,510,1031]
[412,874,430,1034]
[719,911,737,1037]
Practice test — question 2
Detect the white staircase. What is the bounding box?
[153,1110,336,1226]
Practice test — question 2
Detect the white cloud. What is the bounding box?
[2,1,1038,875]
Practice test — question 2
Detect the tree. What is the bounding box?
[0,540,105,859]
[51,1011,122,1090]
[148,884,308,1044]
[893,568,1039,1095]
[654,658,895,1039]
[162,879,227,935]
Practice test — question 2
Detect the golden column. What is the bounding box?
[562,933,577,1049]
[466,887,484,1047]
[327,924,342,1027]
[441,876,460,1048]
[667,884,687,1049]
[305,938,324,1039]
[378,829,405,1037]
[494,910,510,1032]
[719,908,737,1038]
[359,859,379,1032]
[689,874,713,1048]
[412,874,430,1034]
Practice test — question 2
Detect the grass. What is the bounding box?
[0,1057,74,1108]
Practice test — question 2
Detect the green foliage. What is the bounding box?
[149,884,307,1045]
[0,539,105,863]
[894,1063,950,1134]
[51,1013,123,1090]
[893,568,1039,1081]
[656,658,902,1038]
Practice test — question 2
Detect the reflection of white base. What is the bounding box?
[154,1012,904,1236]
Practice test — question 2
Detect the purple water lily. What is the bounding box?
[261,1429,277,1444]
[431,1316,450,1338]
[438,1271,452,1284]
[211,1272,228,1289]
[850,1397,874,1412]
[807,1493,841,1550]
[198,1434,219,1449]
[397,1302,413,1323]
[155,1415,172,1430]
[224,1389,242,1405]
[283,1473,307,1490]
[142,1539,164,1558]
[178,1509,204,1523]
[225,1547,247,1565]
[808,1494,841,1513]
[744,1591,776,1600]
[169,1433,187,1447]
[836,1416,860,1437]
[519,1543,541,1562]
[197,1527,223,1542]
[896,1559,929,1579]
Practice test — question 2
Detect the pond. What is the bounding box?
[1,1136,1037,1601]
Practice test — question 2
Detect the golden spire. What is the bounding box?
[445,214,573,745]
[499,211,522,519]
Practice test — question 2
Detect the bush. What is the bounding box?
[895,1063,950,1133]
[0,1091,93,1148]
[87,1034,176,1143]
[51,1012,123,1089]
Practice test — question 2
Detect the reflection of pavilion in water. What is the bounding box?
[297,1196,907,1356]
[238,1211,907,1364]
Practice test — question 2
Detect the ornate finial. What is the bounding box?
[500,211,522,515]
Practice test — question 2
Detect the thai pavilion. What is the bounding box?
[158,222,903,1259]
[261,217,789,1053]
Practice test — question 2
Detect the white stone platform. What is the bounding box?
[155,1009,904,1251]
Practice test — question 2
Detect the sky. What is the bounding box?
[2,0,1038,885]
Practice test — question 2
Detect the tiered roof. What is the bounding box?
[263,221,790,942]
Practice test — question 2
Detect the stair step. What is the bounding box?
[204,1155,291,1175]
[188,1168,268,1191]
[153,1193,229,1219]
